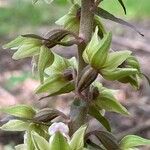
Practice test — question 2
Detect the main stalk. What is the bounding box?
[69,0,94,135]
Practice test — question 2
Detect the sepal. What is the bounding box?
[56,4,80,33]
[83,27,112,70]
[38,45,54,83]
[93,82,129,115]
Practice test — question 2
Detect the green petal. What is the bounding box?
[83,27,112,70]
[95,90,129,115]
[103,50,132,70]
[101,68,138,81]
[35,74,73,94]
[38,46,54,83]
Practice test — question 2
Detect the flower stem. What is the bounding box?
[69,0,94,135]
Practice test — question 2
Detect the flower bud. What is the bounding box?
[77,66,98,92]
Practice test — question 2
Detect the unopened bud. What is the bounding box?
[77,66,98,92]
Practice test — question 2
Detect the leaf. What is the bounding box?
[95,131,120,150]
[69,125,87,150]
[49,132,70,150]
[95,90,129,115]
[31,131,50,150]
[0,120,29,131]
[38,46,54,83]
[89,105,111,132]
[103,50,132,70]
[101,68,138,81]
[119,135,150,149]
[0,105,36,119]
[94,7,144,36]
[117,0,127,14]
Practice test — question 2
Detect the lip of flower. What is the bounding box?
[48,122,69,136]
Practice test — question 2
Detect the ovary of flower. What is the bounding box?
[48,122,69,136]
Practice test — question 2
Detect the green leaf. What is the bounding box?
[101,68,138,81]
[95,131,120,150]
[69,125,87,150]
[95,90,129,115]
[38,46,54,83]
[94,7,143,36]
[119,135,150,149]
[103,50,132,70]
[117,0,127,14]
[0,120,29,131]
[83,27,112,70]
[31,131,50,150]
[0,105,36,119]
[89,105,111,132]
[49,132,70,150]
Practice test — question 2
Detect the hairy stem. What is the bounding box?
[70,0,94,135]
[78,0,94,72]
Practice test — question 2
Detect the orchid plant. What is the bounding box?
[1,0,150,150]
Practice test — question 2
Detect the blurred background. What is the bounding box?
[0,0,150,149]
